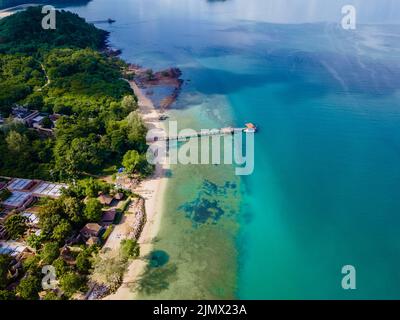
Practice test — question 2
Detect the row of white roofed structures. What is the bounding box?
[0,177,67,259]
[0,177,67,211]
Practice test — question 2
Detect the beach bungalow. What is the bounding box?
[97,193,113,206]
[101,209,116,225]
[80,223,102,240]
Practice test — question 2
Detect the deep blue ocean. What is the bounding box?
[37,0,400,298]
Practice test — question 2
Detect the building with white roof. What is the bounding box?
[0,241,29,257]
[31,181,66,198]
[21,212,40,226]
[2,191,33,209]
[7,178,36,191]
[1,178,67,210]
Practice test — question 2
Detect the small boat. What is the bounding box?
[244,123,257,133]
[107,18,116,24]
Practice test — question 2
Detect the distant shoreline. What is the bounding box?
[0,3,41,19]
[0,3,40,13]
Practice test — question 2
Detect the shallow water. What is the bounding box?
[57,0,400,299]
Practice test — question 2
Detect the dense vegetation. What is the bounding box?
[0,7,146,299]
[0,7,150,180]
[0,6,106,54]
[0,54,45,115]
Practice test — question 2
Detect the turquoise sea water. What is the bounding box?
[57,0,400,299]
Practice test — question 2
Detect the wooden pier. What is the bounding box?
[147,126,255,143]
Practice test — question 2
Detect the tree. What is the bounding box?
[0,254,11,289]
[126,111,147,151]
[59,272,83,296]
[6,130,29,155]
[23,92,44,110]
[42,291,62,300]
[26,233,46,250]
[41,116,53,129]
[52,257,68,277]
[91,255,126,291]
[0,188,11,201]
[84,198,103,222]
[78,178,109,198]
[0,289,16,300]
[62,196,84,224]
[121,95,137,113]
[76,250,92,274]
[120,239,140,261]
[52,220,72,242]
[22,255,41,275]
[4,214,27,239]
[40,242,60,264]
[122,150,141,174]
[38,199,64,237]
[63,137,103,175]
[16,275,41,300]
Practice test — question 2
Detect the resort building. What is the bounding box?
[21,211,40,227]
[0,181,7,191]
[0,178,67,210]
[2,191,34,210]
[98,193,113,206]
[80,223,102,240]
[7,178,36,192]
[101,209,117,226]
[11,106,39,125]
[31,113,59,133]
[0,240,30,258]
[31,181,66,198]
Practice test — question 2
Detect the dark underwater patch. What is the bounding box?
[180,198,224,225]
[147,250,170,268]
[179,179,237,225]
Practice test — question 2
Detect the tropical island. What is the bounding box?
[0,6,167,300]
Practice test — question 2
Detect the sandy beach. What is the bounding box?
[0,4,40,19]
[104,81,169,300]
[0,11,13,19]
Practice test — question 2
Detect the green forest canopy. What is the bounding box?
[0,7,149,180]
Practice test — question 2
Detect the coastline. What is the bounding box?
[104,81,169,300]
[0,11,13,18]
[0,4,39,18]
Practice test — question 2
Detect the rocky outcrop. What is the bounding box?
[129,198,146,240]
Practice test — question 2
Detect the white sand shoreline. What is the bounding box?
[104,81,169,300]
[0,4,40,19]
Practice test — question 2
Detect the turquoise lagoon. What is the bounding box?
[57,0,400,299]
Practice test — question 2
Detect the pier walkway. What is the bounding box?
[147,127,252,143]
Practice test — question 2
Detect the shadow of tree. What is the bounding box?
[131,262,178,296]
